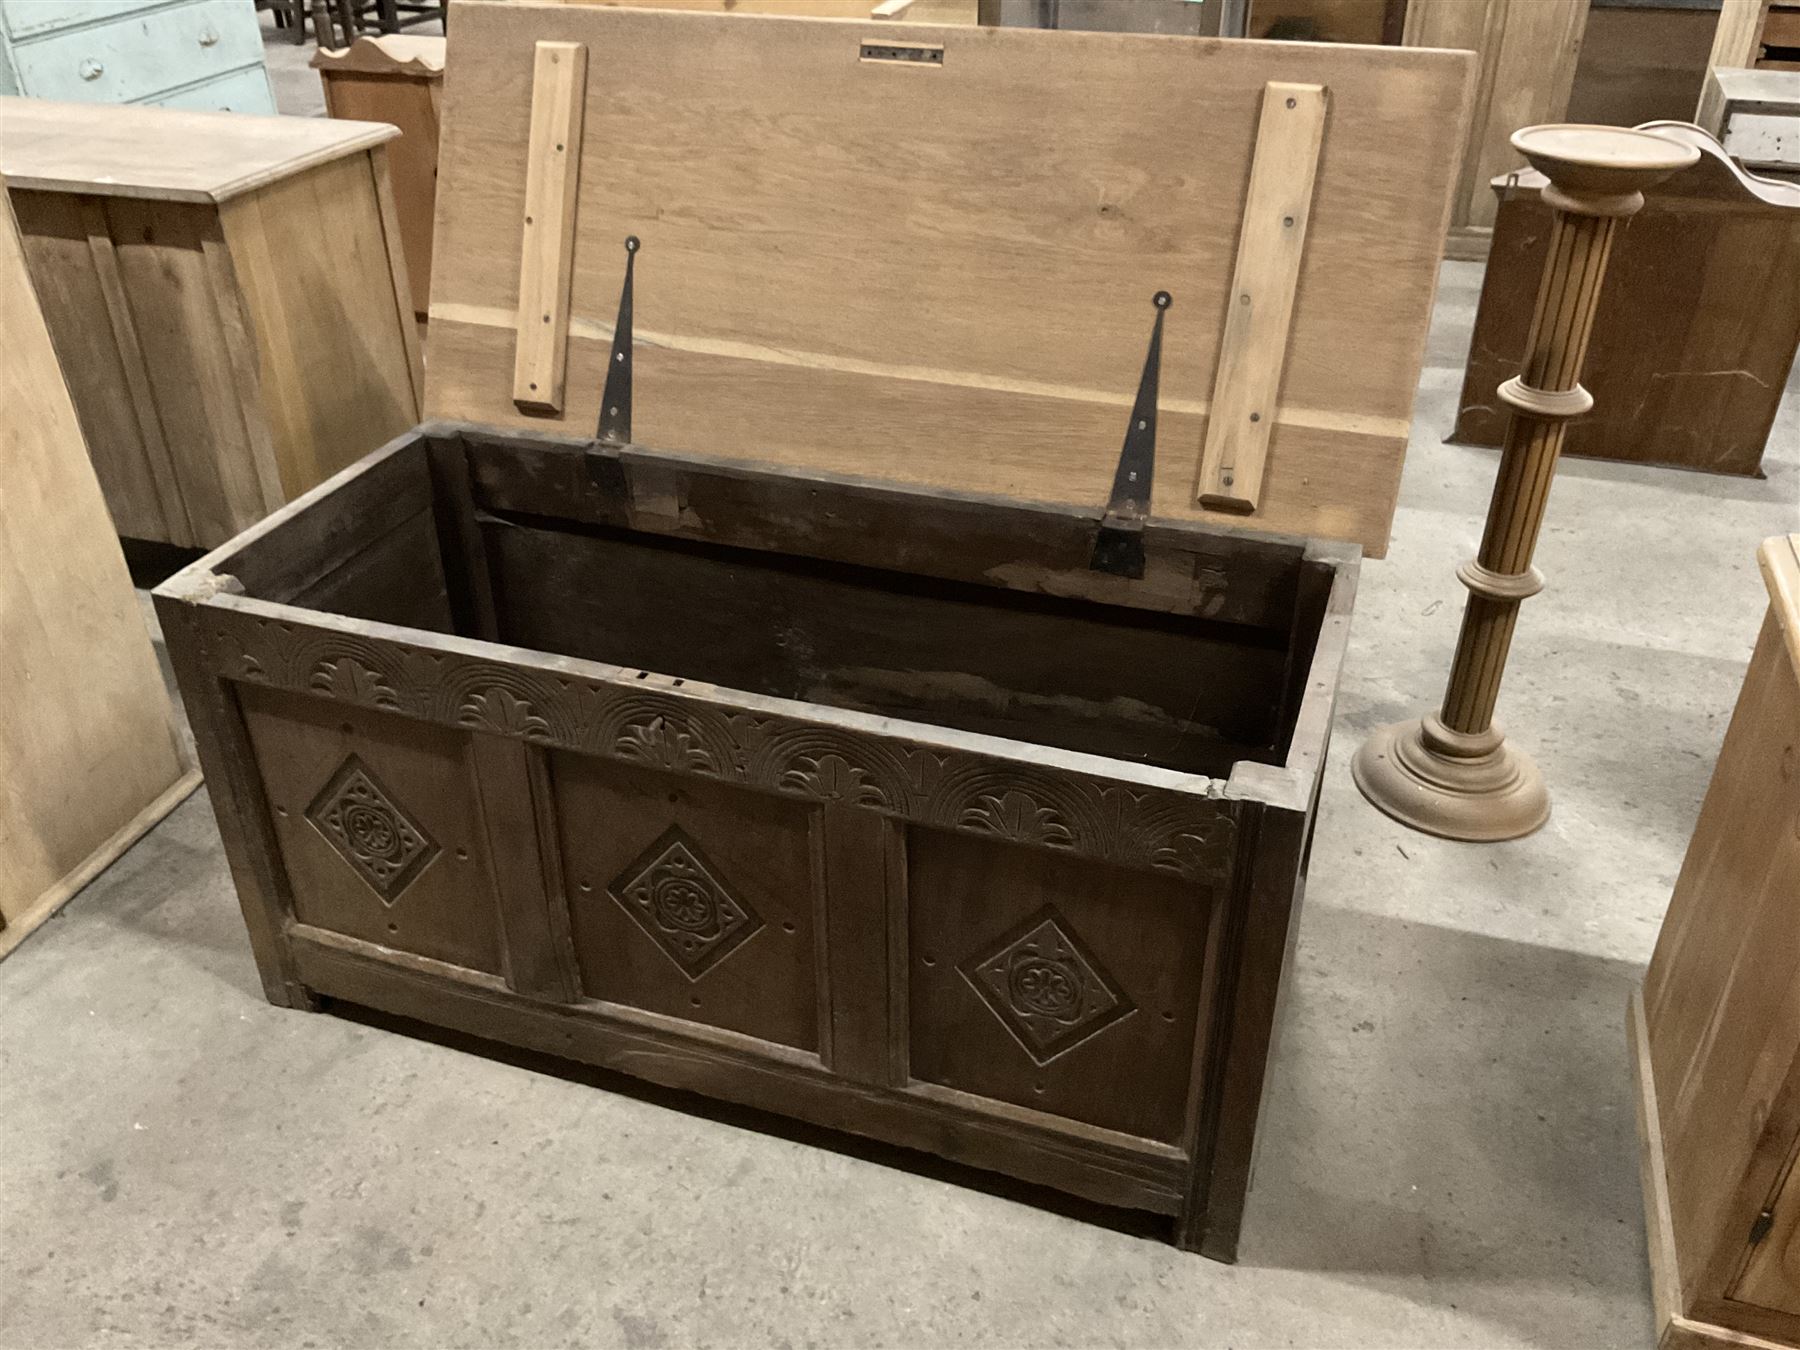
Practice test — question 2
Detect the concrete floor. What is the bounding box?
[4,23,1800,1350]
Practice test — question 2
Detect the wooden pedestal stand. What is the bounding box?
[1353,125,1699,842]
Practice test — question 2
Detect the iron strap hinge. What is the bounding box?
[1090,290,1171,579]
[597,234,639,444]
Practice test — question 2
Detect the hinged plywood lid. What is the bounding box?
[425,3,1475,556]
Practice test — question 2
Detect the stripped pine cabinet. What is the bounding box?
[1634,535,1800,1350]
[157,3,1472,1261]
[2,97,423,548]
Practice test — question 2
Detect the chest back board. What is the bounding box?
[425,3,1475,555]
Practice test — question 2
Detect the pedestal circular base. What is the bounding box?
[1351,714,1550,842]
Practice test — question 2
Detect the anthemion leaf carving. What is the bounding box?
[616,714,719,774]
[310,657,398,708]
[779,752,885,807]
[458,686,549,738]
[201,612,1239,885]
[959,789,1075,847]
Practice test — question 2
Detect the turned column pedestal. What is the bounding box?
[1353,125,1699,842]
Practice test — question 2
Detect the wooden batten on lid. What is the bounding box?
[424,2,1476,557]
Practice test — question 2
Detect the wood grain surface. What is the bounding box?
[0,177,194,940]
[426,3,1474,556]
[1195,81,1328,513]
[1638,536,1800,1343]
[0,96,396,203]
[1453,132,1800,478]
[316,37,444,317]
[155,417,1357,1258]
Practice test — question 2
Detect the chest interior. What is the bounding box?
[223,427,1340,784]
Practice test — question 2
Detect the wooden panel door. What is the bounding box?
[0,174,192,948]
[1730,1137,1800,1325]
[317,65,441,318]
[14,190,281,546]
[1404,0,1589,257]
[101,194,281,545]
[1645,608,1800,1310]
[10,190,188,543]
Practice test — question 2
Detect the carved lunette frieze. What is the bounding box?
[192,606,1239,885]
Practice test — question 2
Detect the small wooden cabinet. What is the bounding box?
[1634,534,1800,1350]
[2,97,423,548]
[1402,0,1590,260]
[1453,125,1800,478]
[313,35,444,322]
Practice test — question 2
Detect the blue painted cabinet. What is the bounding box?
[0,0,275,112]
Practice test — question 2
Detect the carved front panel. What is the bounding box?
[551,752,821,1052]
[907,828,1213,1145]
[241,685,503,974]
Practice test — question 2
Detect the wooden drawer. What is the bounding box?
[10,0,261,104]
[150,62,275,113]
[0,0,174,41]
[1764,5,1800,50]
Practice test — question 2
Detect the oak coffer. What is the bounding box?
[156,2,1474,1260]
